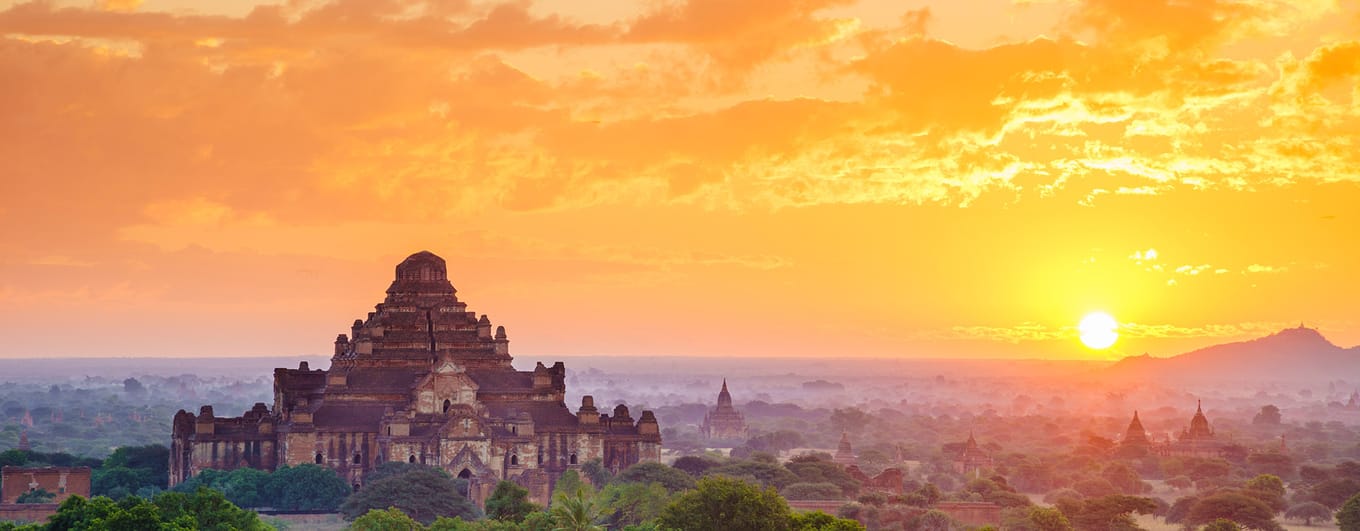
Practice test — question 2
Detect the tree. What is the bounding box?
[599,482,669,529]
[1101,463,1146,495]
[351,508,424,531]
[1284,502,1331,526]
[484,481,540,523]
[707,459,798,490]
[341,467,478,524]
[829,409,871,435]
[1244,474,1288,513]
[1204,519,1243,531]
[581,458,613,487]
[154,488,271,531]
[553,470,587,501]
[551,485,612,531]
[782,483,844,500]
[614,462,696,492]
[672,455,721,477]
[1339,493,1360,531]
[1026,506,1073,531]
[1186,492,1284,531]
[911,509,958,531]
[267,464,351,511]
[1311,478,1360,510]
[16,488,55,504]
[788,511,865,531]
[1055,495,1157,531]
[785,454,860,497]
[656,476,792,531]
[122,378,145,394]
[1253,405,1281,425]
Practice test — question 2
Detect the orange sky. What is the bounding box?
[2,0,1358,360]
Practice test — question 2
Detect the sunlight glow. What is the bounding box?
[1079,312,1119,350]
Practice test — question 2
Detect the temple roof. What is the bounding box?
[484,401,579,427]
[1186,400,1213,439]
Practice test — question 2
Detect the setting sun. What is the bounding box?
[1079,312,1119,350]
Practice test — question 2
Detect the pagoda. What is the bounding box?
[171,251,662,505]
[701,379,747,440]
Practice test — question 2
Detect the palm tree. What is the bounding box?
[551,485,613,531]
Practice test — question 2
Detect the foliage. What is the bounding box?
[784,454,860,497]
[782,482,844,500]
[550,485,612,531]
[614,462,696,492]
[16,488,56,504]
[580,459,612,488]
[1283,501,1331,525]
[484,481,540,523]
[268,464,352,511]
[1185,491,1284,531]
[671,455,722,477]
[1203,518,1243,531]
[1339,493,1360,531]
[176,464,349,512]
[1252,405,1281,425]
[351,508,425,531]
[598,482,669,529]
[1243,474,1287,512]
[1027,506,1074,531]
[788,511,865,531]
[44,488,269,531]
[910,509,959,531]
[1055,494,1157,531]
[342,467,479,524]
[707,459,798,490]
[656,476,792,531]
[1311,478,1360,510]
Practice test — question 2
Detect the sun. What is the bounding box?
[1078,311,1119,350]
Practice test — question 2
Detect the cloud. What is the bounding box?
[934,320,1297,343]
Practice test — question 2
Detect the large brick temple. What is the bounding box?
[170,251,662,505]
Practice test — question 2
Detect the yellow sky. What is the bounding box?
[1,0,1358,359]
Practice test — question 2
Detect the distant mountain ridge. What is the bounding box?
[1107,325,1360,382]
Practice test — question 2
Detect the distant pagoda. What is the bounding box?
[833,432,857,466]
[952,432,993,476]
[701,379,747,440]
[17,431,31,452]
[1122,411,1150,446]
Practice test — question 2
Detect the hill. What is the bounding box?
[1107,325,1360,383]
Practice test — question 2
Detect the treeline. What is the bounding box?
[0,488,270,531]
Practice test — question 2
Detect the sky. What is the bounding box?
[1,0,1358,360]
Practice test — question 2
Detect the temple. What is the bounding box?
[952,433,993,476]
[1116,411,1151,456]
[833,432,857,466]
[1164,400,1222,457]
[170,251,662,505]
[701,379,747,440]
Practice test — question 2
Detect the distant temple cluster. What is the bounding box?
[701,379,747,440]
[1118,401,1241,458]
[170,251,662,505]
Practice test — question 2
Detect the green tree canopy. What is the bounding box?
[483,481,540,523]
[1284,501,1331,526]
[340,467,478,524]
[615,462,696,493]
[599,482,669,529]
[16,488,56,504]
[350,508,424,531]
[1338,493,1360,531]
[266,464,351,511]
[1186,492,1284,531]
[656,476,792,531]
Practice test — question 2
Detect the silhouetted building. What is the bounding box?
[1163,400,1224,458]
[701,379,747,440]
[833,432,857,466]
[952,433,993,476]
[171,251,662,506]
